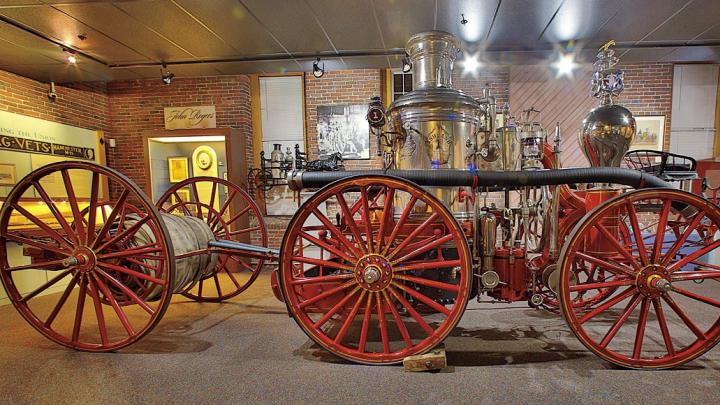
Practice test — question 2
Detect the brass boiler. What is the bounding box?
[386,31,498,214]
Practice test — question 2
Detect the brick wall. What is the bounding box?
[0,69,110,133]
[106,76,253,192]
[619,63,674,151]
[304,69,384,168]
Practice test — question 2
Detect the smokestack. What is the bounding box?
[406,31,459,90]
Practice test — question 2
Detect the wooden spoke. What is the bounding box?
[18,269,72,303]
[599,293,642,348]
[44,272,81,327]
[652,298,675,356]
[334,290,367,344]
[394,274,460,292]
[392,282,451,316]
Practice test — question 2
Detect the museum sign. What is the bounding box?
[0,134,95,160]
[164,106,217,130]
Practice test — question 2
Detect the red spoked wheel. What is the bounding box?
[0,162,174,351]
[559,188,720,369]
[157,177,267,302]
[279,175,472,364]
[538,221,630,310]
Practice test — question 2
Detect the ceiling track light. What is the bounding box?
[401,53,412,73]
[62,47,77,64]
[161,64,175,85]
[460,14,468,25]
[312,57,324,78]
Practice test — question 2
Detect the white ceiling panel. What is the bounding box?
[175,0,285,55]
[591,0,689,44]
[0,5,149,62]
[306,0,384,51]
[640,0,720,43]
[486,0,563,48]
[56,2,192,61]
[540,0,623,44]
[241,0,332,53]
[372,0,435,49]
[436,0,499,46]
[113,0,237,58]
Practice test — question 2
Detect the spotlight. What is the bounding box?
[553,51,578,78]
[460,14,468,25]
[401,53,412,73]
[161,64,175,85]
[312,57,324,78]
[460,51,482,78]
[62,48,77,64]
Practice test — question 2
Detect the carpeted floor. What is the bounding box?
[0,270,718,404]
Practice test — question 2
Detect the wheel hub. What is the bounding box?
[355,254,392,291]
[362,266,381,283]
[65,246,96,273]
[636,264,671,297]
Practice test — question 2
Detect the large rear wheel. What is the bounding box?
[559,188,720,369]
[0,162,174,351]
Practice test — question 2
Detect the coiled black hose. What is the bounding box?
[288,167,671,191]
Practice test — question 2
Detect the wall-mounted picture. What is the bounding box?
[0,163,17,186]
[630,115,665,151]
[317,104,370,160]
[170,187,191,205]
[168,156,189,183]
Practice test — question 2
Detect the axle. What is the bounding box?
[208,239,279,261]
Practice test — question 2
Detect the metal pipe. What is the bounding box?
[208,239,280,257]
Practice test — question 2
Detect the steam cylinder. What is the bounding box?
[386,31,488,214]
[387,31,487,173]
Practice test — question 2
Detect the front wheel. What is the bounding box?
[558,188,720,369]
[278,175,472,364]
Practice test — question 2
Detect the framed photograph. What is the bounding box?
[168,157,189,183]
[171,187,191,205]
[630,116,665,151]
[317,104,370,160]
[0,163,17,186]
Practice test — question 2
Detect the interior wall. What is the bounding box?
[304,69,384,169]
[106,76,253,193]
[0,69,110,134]
[508,63,674,168]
